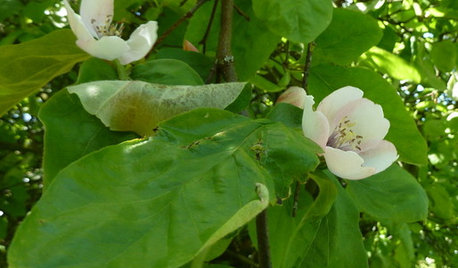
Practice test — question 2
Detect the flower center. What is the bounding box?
[327,116,363,151]
[92,15,124,38]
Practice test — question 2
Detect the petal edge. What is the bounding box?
[324,146,376,180]
[118,21,158,65]
[302,95,329,150]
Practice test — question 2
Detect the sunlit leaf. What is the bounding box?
[0,29,89,115]
[360,46,421,83]
[252,0,333,43]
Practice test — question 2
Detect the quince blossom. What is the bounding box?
[276,86,307,109]
[63,0,158,65]
[300,86,398,180]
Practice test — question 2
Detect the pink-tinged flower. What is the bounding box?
[302,86,398,180]
[276,86,307,109]
[63,0,158,65]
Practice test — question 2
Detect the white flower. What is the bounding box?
[63,0,158,65]
[302,86,398,180]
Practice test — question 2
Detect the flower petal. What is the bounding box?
[118,21,158,65]
[360,140,398,173]
[317,86,363,132]
[276,86,307,109]
[302,95,330,150]
[324,146,376,180]
[346,98,390,150]
[80,0,114,38]
[63,0,95,41]
[76,36,129,61]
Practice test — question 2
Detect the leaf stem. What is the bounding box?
[256,209,272,268]
[301,42,315,90]
[216,0,237,82]
[114,59,129,80]
[234,4,250,21]
[199,0,219,54]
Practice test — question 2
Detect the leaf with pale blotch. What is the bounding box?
[67,81,246,136]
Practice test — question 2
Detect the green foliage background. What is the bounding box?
[0,0,456,267]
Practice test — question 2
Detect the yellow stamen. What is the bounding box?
[327,116,364,151]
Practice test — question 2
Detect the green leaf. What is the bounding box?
[252,0,333,43]
[232,0,281,80]
[156,109,321,198]
[155,7,189,46]
[38,90,137,186]
[9,139,269,268]
[426,184,454,220]
[114,0,149,24]
[131,59,204,85]
[203,236,233,262]
[250,74,283,92]
[393,223,415,268]
[360,47,421,83]
[184,0,220,54]
[23,0,52,22]
[0,29,90,116]
[76,58,118,84]
[346,164,428,222]
[414,45,447,90]
[313,8,383,65]
[156,48,214,80]
[265,174,338,268]
[0,0,23,21]
[430,40,457,73]
[267,103,303,129]
[67,81,246,136]
[9,108,320,267]
[300,172,368,268]
[309,64,428,166]
[225,84,253,113]
[423,119,447,142]
[268,172,367,268]
[377,25,400,52]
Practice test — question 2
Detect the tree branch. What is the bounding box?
[256,209,272,268]
[301,42,315,90]
[216,0,237,82]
